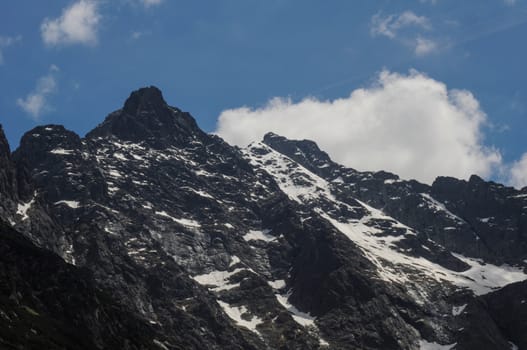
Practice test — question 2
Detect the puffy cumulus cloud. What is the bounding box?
[0,35,21,64]
[41,0,100,46]
[17,65,59,119]
[216,70,503,184]
[509,154,527,189]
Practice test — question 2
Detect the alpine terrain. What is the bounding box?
[1,86,527,350]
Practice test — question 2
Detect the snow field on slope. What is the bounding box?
[244,142,527,297]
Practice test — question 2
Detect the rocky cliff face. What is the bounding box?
[262,132,527,266]
[0,125,18,220]
[0,219,160,350]
[1,87,526,349]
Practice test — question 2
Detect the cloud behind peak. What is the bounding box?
[216,70,502,185]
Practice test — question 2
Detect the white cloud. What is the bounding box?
[371,11,431,39]
[41,0,100,46]
[370,11,442,57]
[414,37,438,56]
[509,154,527,189]
[420,0,438,4]
[504,0,517,5]
[216,70,503,184]
[141,0,163,7]
[0,35,21,64]
[17,66,59,119]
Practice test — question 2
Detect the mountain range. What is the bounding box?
[1,86,526,350]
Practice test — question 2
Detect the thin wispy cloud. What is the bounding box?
[504,0,517,6]
[447,12,527,52]
[41,0,100,46]
[0,35,21,65]
[129,29,152,41]
[371,11,431,39]
[414,37,438,56]
[141,0,163,7]
[131,31,144,40]
[17,65,59,119]
[370,11,439,57]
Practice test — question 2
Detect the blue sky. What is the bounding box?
[1,0,526,186]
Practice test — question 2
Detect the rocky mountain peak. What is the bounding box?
[14,125,82,164]
[86,86,202,148]
[122,85,167,115]
[262,132,331,163]
[262,132,344,178]
[262,131,284,142]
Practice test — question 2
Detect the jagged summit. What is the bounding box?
[14,125,82,165]
[86,86,203,147]
[262,132,328,159]
[262,131,282,142]
[122,86,167,115]
[261,132,342,176]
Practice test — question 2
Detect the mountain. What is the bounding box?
[0,218,160,350]
[1,86,526,349]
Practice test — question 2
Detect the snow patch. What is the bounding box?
[113,152,127,161]
[155,211,201,228]
[229,255,241,267]
[478,217,493,223]
[419,340,456,350]
[194,169,215,177]
[452,304,467,316]
[50,148,74,155]
[384,179,401,184]
[182,186,214,199]
[108,169,123,178]
[17,197,35,221]
[332,177,344,183]
[268,279,286,289]
[174,217,201,228]
[451,253,527,295]
[217,300,263,335]
[54,200,80,209]
[243,229,275,242]
[192,268,246,292]
[275,292,316,327]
